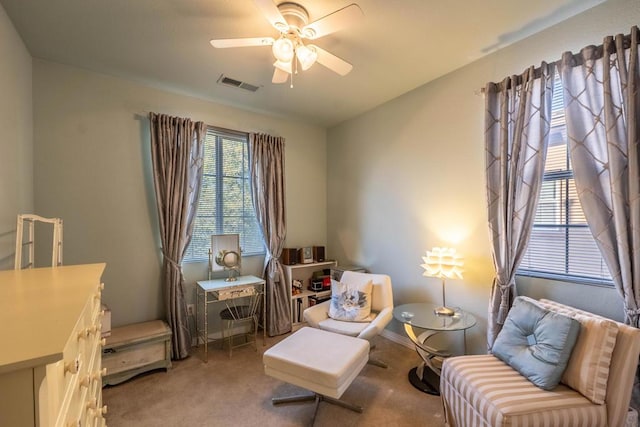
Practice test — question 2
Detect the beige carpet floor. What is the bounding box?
[103,332,446,427]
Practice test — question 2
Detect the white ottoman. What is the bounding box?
[263,327,370,422]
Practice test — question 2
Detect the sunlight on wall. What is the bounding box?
[416,197,474,247]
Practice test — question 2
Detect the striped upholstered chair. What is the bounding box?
[440,298,640,427]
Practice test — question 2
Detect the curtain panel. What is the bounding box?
[558,26,640,327]
[484,63,555,349]
[149,112,206,359]
[249,133,290,336]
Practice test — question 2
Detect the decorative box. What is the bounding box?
[102,320,172,386]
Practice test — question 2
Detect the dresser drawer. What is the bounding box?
[40,282,106,427]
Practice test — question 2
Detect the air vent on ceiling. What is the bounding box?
[217,75,260,92]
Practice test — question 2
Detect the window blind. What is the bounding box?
[184,127,264,262]
[517,74,612,285]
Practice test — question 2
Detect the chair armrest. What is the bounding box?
[303,300,331,328]
[358,306,393,341]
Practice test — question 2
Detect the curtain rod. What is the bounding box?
[138,112,254,136]
[479,26,639,94]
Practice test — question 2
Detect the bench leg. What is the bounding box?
[272,392,363,425]
[272,393,316,405]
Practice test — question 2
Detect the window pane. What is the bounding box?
[198,175,217,217]
[536,179,566,225]
[184,127,265,262]
[567,227,609,278]
[520,227,567,274]
[545,129,567,172]
[243,218,264,254]
[518,73,612,285]
[567,180,586,224]
[222,138,245,178]
[222,177,243,217]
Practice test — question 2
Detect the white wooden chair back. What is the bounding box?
[14,214,63,269]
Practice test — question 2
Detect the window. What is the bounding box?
[517,75,612,285]
[183,127,264,262]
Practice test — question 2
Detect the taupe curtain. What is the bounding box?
[149,113,206,359]
[558,26,640,326]
[249,133,289,336]
[485,63,555,349]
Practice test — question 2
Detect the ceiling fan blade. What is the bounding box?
[210,37,274,48]
[311,45,353,76]
[272,67,289,84]
[253,0,288,32]
[301,4,363,40]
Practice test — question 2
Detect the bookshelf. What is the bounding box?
[282,260,337,326]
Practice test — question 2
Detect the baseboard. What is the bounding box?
[380,329,414,350]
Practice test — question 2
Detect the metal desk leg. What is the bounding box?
[204,290,209,363]
[262,285,267,346]
[195,290,199,350]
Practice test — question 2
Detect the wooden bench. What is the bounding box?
[102,320,172,386]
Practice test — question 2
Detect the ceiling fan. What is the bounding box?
[210,0,363,86]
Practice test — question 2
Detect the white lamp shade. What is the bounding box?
[272,37,294,62]
[296,45,318,70]
[273,60,292,73]
[421,247,464,280]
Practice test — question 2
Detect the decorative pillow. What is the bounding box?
[492,296,581,390]
[328,279,373,322]
[536,298,619,404]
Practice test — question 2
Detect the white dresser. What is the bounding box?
[0,263,107,427]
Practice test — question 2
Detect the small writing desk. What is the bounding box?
[196,275,266,362]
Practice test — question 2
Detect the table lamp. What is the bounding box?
[421,247,464,316]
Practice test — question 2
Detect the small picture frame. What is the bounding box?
[292,279,303,295]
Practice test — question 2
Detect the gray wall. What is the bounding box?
[32,60,327,328]
[326,0,639,355]
[0,4,32,269]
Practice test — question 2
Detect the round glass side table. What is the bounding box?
[393,303,476,395]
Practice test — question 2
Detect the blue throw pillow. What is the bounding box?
[492,296,580,390]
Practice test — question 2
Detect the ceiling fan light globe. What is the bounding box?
[274,22,288,32]
[301,27,316,39]
[296,45,318,70]
[273,60,292,74]
[272,37,294,62]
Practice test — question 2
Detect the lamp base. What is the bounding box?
[434,306,455,317]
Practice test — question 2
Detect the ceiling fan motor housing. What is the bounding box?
[277,2,310,32]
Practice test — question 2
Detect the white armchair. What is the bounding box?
[303,271,394,366]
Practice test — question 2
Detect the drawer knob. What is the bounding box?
[100,338,107,347]
[88,402,108,417]
[92,368,107,381]
[65,358,80,374]
[79,375,91,388]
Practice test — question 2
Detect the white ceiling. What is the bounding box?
[1,0,604,127]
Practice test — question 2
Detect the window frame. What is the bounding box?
[183,126,265,263]
[516,75,613,287]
